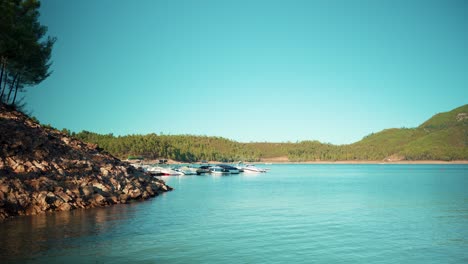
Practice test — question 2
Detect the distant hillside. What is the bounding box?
[73,105,467,162]
[419,104,468,131]
[401,104,468,160]
[343,104,467,161]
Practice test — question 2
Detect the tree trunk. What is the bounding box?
[12,75,21,105]
[0,62,4,89]
[1,74,8,101]
[0,61,5,102]
[6,73,18,104]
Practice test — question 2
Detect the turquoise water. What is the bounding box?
[1,164,468,263]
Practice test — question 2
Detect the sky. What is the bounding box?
[25,0,468,144]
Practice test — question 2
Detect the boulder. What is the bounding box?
[80,186,94,197]
[129,189,142,199]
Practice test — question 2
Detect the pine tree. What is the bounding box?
[0,0,55,105]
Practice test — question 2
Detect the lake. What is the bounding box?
[1,164,467,263]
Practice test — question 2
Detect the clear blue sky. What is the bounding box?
[26,0,468,144]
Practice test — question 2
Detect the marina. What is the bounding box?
[131,162,269,176]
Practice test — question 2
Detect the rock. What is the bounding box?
[69,188,80,197]
[456,112,467,122]
[5,157,17,168]
[108,196,118,204]
[91,194,106,206]
[122,184,132,195]
[33,192,48,209]
[109,178,121,191]
[56,191,72,203]
[92,182,109,192]
[15,193,30,208]
[0,104,173,221]
[119,194,129,203]
[0,184,10,194]
[14,164,26,173]
[130,189,142,199]
[58,203,72,211]
[141,191,150,199]
[80,186,94,197]
[75,198,86,208]
[25,205,42,215]
[61,137,71,145]
[100,167,110,176]
[45,192,57,205]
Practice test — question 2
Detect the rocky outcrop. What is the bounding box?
[456,112,467,122]
[0,105,172,220]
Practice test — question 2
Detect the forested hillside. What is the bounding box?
[74,105,467,162]
[74,132,263,162]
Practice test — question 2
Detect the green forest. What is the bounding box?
[0,0,55,106]
[72,105,467,162]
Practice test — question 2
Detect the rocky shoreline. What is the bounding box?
[0,105,172,221]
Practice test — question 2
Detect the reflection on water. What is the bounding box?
[0,202,143,262]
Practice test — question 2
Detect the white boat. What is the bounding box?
[175,166,198,175]
[241,164,267,173]
[161,167,184,176]
[146,166,162,175]
[209,166,230,174]
[146,166,183,176]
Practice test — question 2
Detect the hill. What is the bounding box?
[0,105,172,221]
[348,104,467,161]
[72,105,468,162]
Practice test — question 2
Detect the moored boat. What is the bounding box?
[175,166,198,175]
[146,166,184,176]
[209,166,230,174]
[218,164,240,174]
[197,165,212,175]
[241,164,267,173]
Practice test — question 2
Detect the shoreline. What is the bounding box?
[255,160,468,165]
[132,159,468,165]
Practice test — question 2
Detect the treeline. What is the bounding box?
[68,105,467,162]
[74,131,263,162]
[72,129,466,162]
[0,0,55,106]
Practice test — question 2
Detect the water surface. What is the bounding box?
[1,164,467,263]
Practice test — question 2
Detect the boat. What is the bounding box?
[160,167,184,176]
[197,165,212,175]
[175,166,198,175]
[209,166,230,174]
[146,166,183,176]
[218,164,240,174]
[146,166,163,175]
[241,164,267,173]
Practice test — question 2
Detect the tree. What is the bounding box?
[0,0,55,105]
